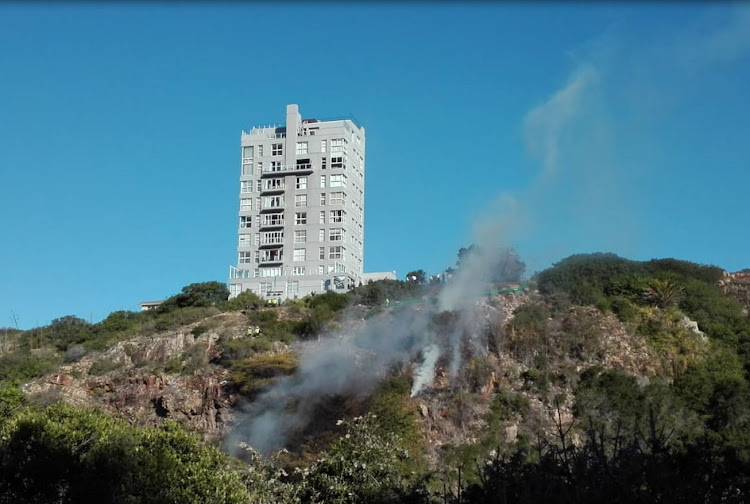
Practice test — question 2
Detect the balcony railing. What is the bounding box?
[261,163,315,176]
[261,182,285,194]
[260,216,285,228]
[259,252,283,264]
[260,236,284,246]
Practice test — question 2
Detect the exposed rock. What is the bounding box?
[419,403,429,418]
[23,312,248,440]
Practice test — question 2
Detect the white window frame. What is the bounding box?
[293,248,306,262]
[272,143,283,156]
[241,181,252,193]
[295,194,307,207]
[287,280,299,295]
[296,142,308,155]
[239,234,252,248]
[240,216,252,228]
[296,177,307,190]
[330,174,346,187]
[240,198,252,211]
[294,230,307,243]
[329,246,343,260]
[329,228,344,242]
[295,212,307,225]
[330,192,345,205]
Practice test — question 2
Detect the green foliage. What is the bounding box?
[298,304,335,338]
[456,245,526,283]
[349,279,424,306]
[467,356,495,393]
[88,358,124,376]
[308,291,350,312]
[647,258,724,284]
[0,403,250,504]
[0,349,61,383]
[368,377,425,462]
[228,353,297,397]
[505,303,550,364]
[48,315,94,351]
[190,324,209,337]
[222,289,263,311]
[0,381,26,420]
[153,306,220,333]
[297,414,426,504]
[182,343,209,375]
[160,281,230,311]
[643,278,685,308]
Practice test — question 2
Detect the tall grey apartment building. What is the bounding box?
[229,104,367,300]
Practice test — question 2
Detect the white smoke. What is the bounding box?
[232,50,604,458]
[410,344,442,397]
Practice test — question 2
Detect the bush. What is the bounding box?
[159,281,230,311]
[222,289,263,311]
[308,291,350,312]
[152,307,220,333]
[88,358,124,376]
[228,353,297,397]
[64,344,87,363]
[0,350,61,383]
[0,403,250,503]
[349,279,424,306]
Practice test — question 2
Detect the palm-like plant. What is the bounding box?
[642,279,684,309]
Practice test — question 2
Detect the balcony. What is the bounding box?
[260,163,314,177]
[260,198,285,212]
[260,215,285,229]
[259,236,284,247]
[259,249,283,264]
[261,181,285,194]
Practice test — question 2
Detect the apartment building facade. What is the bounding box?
[229,104,366,299]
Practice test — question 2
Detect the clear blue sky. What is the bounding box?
[1,3,748,329]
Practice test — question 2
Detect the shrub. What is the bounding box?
[228,353,297,397]
[0,403,250,503]
[222,289,263,311]
[64,344,87,363]
[308,291,350,312]
[88,359,124,376]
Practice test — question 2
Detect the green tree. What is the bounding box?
[161,281,230,310]
[643,278,684,308]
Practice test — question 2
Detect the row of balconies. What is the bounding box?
[261,163,313,177]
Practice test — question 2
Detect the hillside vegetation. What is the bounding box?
[1,253,750,503]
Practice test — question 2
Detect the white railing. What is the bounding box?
[262,182,285,191]
[261,218,284,227]
[260,237,284,245]
[262,164,314,174]
[260,254,283,263]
